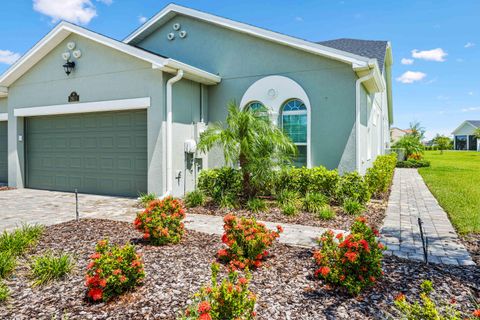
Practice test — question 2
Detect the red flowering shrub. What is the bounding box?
[180,263,256,320]
[218,214,282,270]
[134,196,186,245]
[85,240,145,302]
[314,216,385,295]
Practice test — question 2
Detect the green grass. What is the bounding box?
[418,151,480,234]
[0,280,9,302]
[30,252,75,287]
[0,252,16,278]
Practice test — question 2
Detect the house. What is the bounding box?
[0,4,393,198]
[390,127,411,144]
[452,120,480,151]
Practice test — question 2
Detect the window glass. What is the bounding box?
[246,101,269,121]
[281,99,307,167]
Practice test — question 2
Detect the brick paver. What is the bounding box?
[381,168,475,266]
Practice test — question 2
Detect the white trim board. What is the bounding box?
[0,113,7,121]
[14,97,150,117]
[0,22,220,88]
[124,4,372,68]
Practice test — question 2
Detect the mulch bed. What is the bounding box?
[462,234,480,265]
[1,219,478,320]
[188,199,388,231]
[0,187,15,191]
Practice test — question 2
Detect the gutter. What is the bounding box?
[355,70,375,173]
[161,69,184,199]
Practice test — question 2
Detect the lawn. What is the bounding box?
[419,150,480,235]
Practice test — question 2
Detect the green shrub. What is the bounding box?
[342,199,365,215]
[303,192,328,213]
[317,205,336,220]
[0,224,44,256]
[198,167,242,204]
[85,240,145,302]
[276,189,300,207]
[180,263,256,320]
[138,192,157,207]
[30,251,75,286]
[281,202,299,216]
[134,197,186,245]
[276,166,339,198]
[392,135,424,159]
[365,154,397,198]
[184,190,206,208]
[245,198,267,213]
[0,281,8,302]
[0,252,16,279]
[397,159,431,168]
[314,217,385,295]
[336,172,370,205]
[219,194,238,209]
[394,280,464,320]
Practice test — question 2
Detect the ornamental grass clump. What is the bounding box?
[85,240,145,302]
[30,251,74,286]
[134,196,186,245]
[218,214,282,270]
[0,280,8,302]
[180,263,256,320]
[314,217,385,295]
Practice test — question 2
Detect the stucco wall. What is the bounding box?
[0,98,7,113]
[6,34,167,194]
[137,15,358,172]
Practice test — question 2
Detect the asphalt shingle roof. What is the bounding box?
[317,38,388,71]
[467,120,480,128]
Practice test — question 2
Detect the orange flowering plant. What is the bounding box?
[218,214,282,270]
[314,217,385,295]
[134,196,186,245]
[180,263,256,320]
[85,240,145,302]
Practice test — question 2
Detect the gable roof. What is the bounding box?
[452,120,480,135]
[467,120,480,128]
[317,38,389,71]
[0,21,221,91]
[124,4,375,69]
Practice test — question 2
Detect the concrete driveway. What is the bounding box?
[0,188,138,232]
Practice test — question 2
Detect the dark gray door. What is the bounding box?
[0,122,7,183]
[26,110,147,197]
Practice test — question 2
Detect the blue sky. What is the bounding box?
[0,0,479,139]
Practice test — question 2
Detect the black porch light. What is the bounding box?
[63,60,75,75]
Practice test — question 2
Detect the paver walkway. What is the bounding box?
[381,168,475,266]
[0,189,335,248]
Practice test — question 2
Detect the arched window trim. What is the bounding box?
[240,75,312,168]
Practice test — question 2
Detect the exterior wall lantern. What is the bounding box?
[63,60,76,76]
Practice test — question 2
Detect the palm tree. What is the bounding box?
[408,121,426,140]
[197,102,297,198]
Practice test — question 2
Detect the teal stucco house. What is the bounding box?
[0,4,393,198]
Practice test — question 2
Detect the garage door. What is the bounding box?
[26,110,147,197]
[0,122,7,183]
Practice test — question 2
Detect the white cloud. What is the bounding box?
[468,91,474,96]
[464,42,475,48]
[139,15,147,24]
[411,48,447,62]
[401,58,414,65]
[461,107,480,112]
[32,0,111,25]
[396,71,427,84]
[295,16,304,22]
[0,50,21,65]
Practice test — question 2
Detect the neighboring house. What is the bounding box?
[0,4,393,198]
[390,127,409,144]
[452,120,480,151]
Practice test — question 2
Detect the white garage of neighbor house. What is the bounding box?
[452,120,480,151]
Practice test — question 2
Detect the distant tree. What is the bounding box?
[408,121,426,140]
[432,135,452,154]
[474,127,480,139]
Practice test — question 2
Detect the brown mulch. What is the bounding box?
[461,234,480,265]
[0,186,15,191]
[188,199,388,231]
[0,219,478,320]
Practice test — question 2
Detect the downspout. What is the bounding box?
[162,70,184,198]
[355,70,374,174]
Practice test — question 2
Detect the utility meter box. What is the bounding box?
[184,139,197,154]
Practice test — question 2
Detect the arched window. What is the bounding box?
[246,101,269,121]
[281,99,308,167]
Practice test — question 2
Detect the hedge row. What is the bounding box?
[396,159,430,168]
[365,154,397,198]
